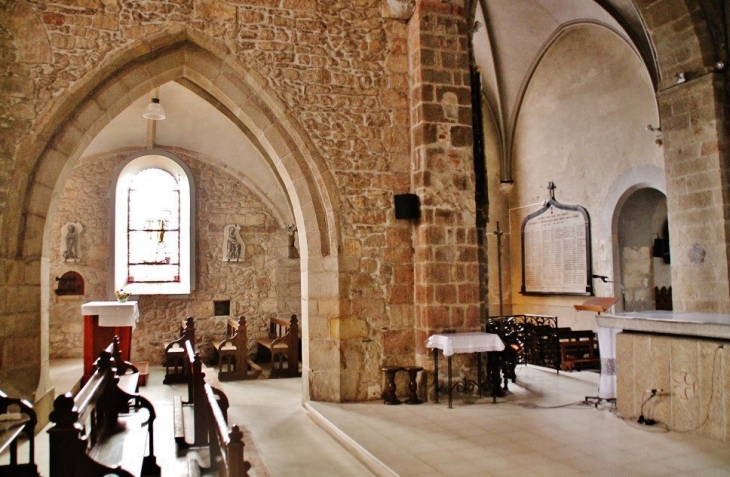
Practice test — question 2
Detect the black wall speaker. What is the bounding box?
[394,193,420,220]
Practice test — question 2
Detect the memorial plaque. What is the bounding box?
[521,183,592,295]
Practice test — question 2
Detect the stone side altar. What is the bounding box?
[597,312,730,441]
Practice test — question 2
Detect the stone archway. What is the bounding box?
[600,165,667,311]
[11,32,345,407]
[616,188,670,311]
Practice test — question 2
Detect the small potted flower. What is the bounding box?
[115,289,130,302]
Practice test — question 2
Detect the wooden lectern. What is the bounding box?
[574,296,619,314]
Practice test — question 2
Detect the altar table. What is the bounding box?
[427,332,505,408]
[81,301,139,383]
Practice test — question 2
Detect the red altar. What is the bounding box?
[81,301,139,383]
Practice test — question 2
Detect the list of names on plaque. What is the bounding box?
[523,206,588,294]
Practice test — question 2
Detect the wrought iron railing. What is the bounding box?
[485,314,560,371]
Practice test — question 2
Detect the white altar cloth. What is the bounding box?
[81,301,139,329]
[426,332,504,357]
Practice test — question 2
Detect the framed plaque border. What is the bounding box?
[520,189,593,296]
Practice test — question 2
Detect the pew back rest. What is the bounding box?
[49,347,159,477]
[218,317,242,350]
[267,315,300,350]
[204,383,250,477]
[74,367,111,449]
[557,329,600,371]
[168,317,196,352]
[0,389,37,473]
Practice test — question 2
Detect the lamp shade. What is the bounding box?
[143,98,166,120]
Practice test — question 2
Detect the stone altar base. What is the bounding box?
[617,331,730,441]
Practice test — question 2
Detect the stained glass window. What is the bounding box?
[114,152,193,295]
[127,168,181,283]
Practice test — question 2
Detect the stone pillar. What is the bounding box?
[0,258,42,399]
[409,1,480,361]
[659,73,730,312]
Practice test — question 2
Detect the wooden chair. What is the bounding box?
[256,314,301,378]
[558,328,600,371]
[164,316,195,384]
[212,317,262,382]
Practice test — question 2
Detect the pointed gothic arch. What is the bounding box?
[13,30,345,403]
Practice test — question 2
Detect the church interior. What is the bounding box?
[0,0,729,475]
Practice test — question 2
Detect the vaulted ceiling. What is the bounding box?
[472,0,657,180]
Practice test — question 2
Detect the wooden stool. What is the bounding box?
[381,366,403,405]
[402,366,423,405]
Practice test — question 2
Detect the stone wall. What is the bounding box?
[659,74,730,313]
[0,0,414,401]
[48,148,299,364]
[617,331,730,441]
[409,2,482,397]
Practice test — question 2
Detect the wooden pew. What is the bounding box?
[174,340,230,449]
[200,384,251,477]
[172,339,250,476]
[108,335,141,396]
[558,328,600,371]
[212,317,262,382]
[164,316,196,384]
[255,314,301,378]
[48,348,160,477]
[0,389,39,476]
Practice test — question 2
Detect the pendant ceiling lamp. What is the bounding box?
[143,97,166,120]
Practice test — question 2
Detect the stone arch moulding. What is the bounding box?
[504,20,653,183]
[633,0,721,87]
[599,165,667,303]
[19,34,338,263]
[18,31,343,401]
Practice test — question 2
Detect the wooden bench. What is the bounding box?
[174,340,230,449]
[0,390,39,476]
[558,329,600,371]
[164,316,196,384]
[212,317,262,382]
[174,340,251,476]
[108,335,141,397]
[198,384,251,477]
[48,347,160,477]
[256,314,301,378]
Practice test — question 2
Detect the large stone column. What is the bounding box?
[409,1,480,363]
[659,73,730,312]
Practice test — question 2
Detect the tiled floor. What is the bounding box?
[14,361,730,476]
[308,367,730,476]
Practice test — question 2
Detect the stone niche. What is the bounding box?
[617,331,730,441]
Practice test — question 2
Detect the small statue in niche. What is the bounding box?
[223,225,244,262]
[61,222,82,261]
[286,224,299,259]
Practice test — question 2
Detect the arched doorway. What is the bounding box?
[616,188,670,311]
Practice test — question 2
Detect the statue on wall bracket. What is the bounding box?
[286,224,299,259]
[223,224,244,262]
[61,221,83,262]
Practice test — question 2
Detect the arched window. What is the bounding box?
[113,151,195,295]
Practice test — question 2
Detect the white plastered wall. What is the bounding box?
[504,23,664,330]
